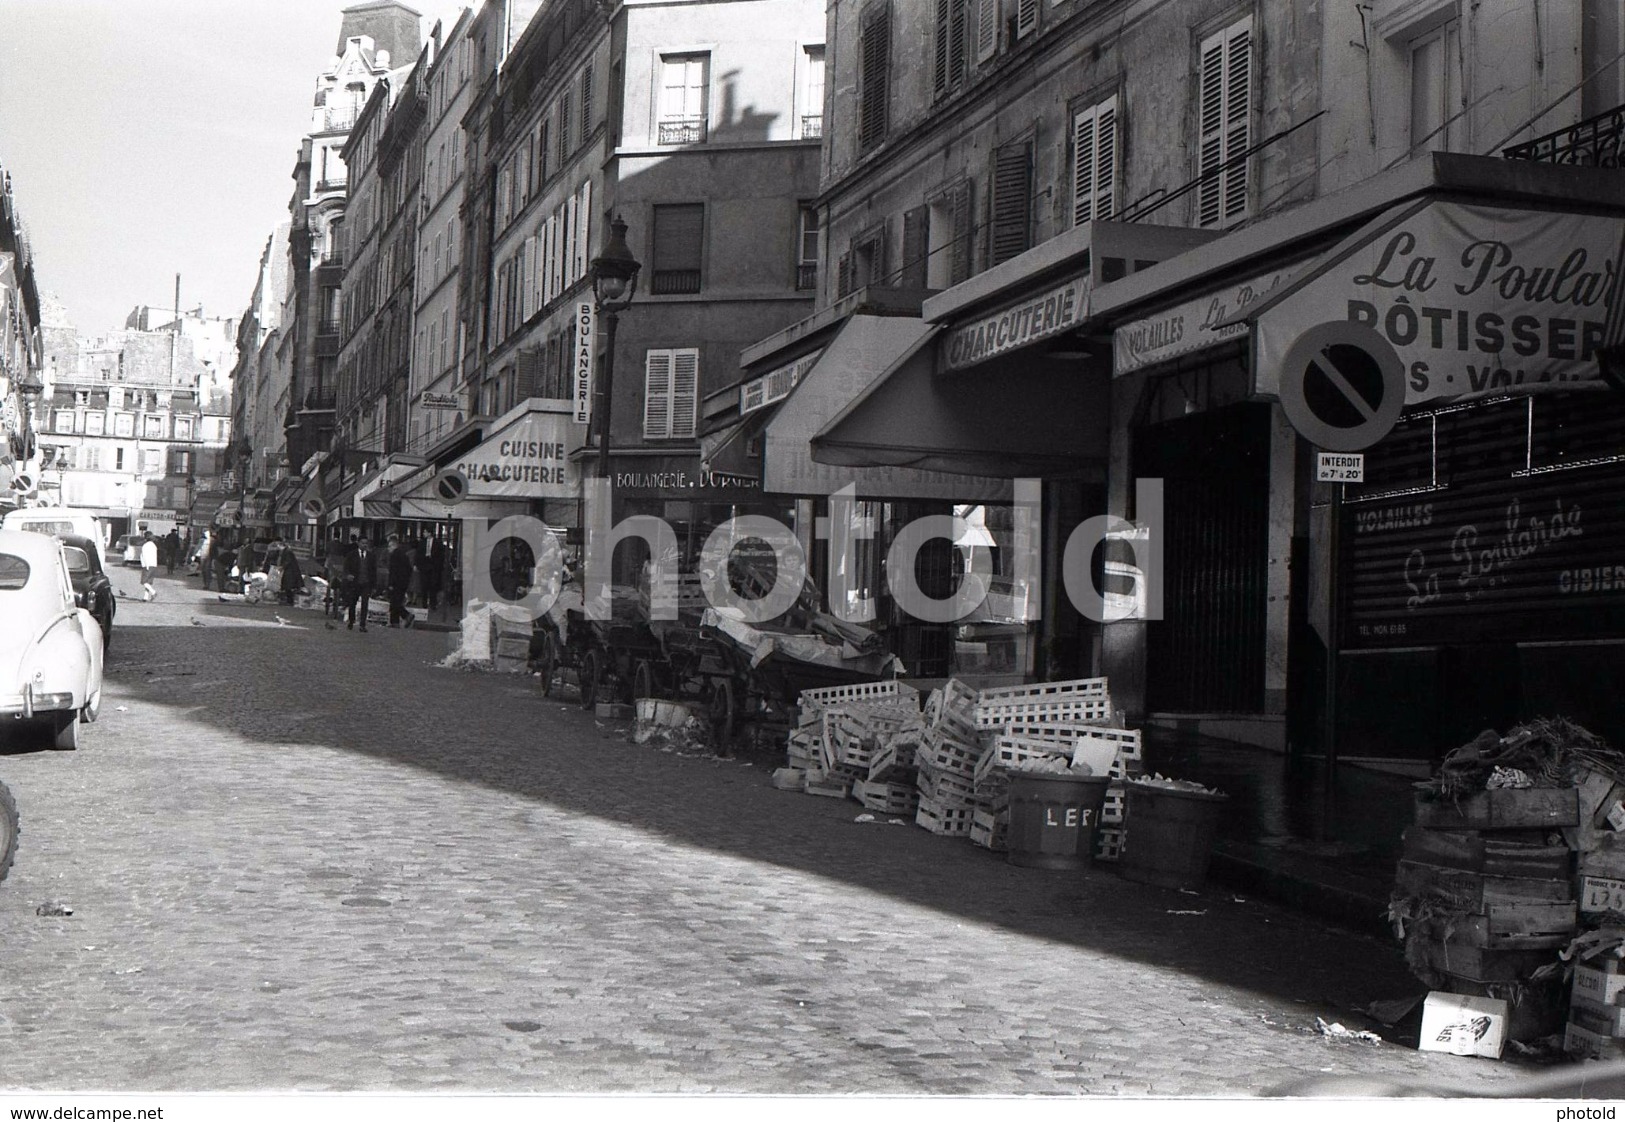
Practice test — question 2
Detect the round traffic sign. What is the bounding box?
[302,497,326,519]
[1278,321,1406,451]
[431,468,469,505]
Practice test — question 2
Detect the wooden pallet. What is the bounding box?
[916,796,975,836]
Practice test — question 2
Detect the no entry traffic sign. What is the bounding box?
[431,468,469,506]
[1278,321,1405,452]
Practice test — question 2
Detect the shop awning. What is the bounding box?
[433,400,583,500]
[698,408,773,483]
[1225,197,1625,406]
[763,314,1011,501]
[810,323,1108,479]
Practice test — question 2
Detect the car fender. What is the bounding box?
[21,613,94,706]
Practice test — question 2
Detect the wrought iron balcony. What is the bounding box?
[658,117,706,145]
[796,263,818,290]
[317,317,342,336]
[801,115,823,139]
[1503,103,1625,166]
[650,269,702,295]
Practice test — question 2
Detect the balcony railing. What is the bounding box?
[801,115,823,139]
[658,117,707,145]
[315,177,348,193]
[323,107,359,133]
[317,318,342,336]
[796,263,818,290]
[1503,103,1625,166]
[650,269,702,295]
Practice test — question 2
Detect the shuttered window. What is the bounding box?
[1197,17,1253,229]
[652,203,704,294]
[900,206,927,288]
[659,55,709,144]
[975,0,998,61]
[858,5,891,152]
[933,0,967,99]
[1014,0,1037,40]
[989,140,1032,266]
[1072,94,1118,226]
[644,348,699,439]
[580,62,595,143]
[573,179,592,282]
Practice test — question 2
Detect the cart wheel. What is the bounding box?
[536,632,557,697]
[709,676,737,751]
[633,661,657,702]
[578,649,601,709]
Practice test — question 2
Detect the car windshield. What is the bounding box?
[0,554,30,591]
[62,547,91,574]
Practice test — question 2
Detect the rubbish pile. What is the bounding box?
[1388,717,1625,1058]
[775,677,1143,857]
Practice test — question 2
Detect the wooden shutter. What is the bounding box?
[1072,95,1117,226]
[900,206,927,288]
[560,89,573,155]
[644,350,673,438]
[1015,0,1037,39]
[950,180,973,283]
[836,252,853,298]
[976,0,998,61]
[671,349,699,439]
[1197,18,1252,228]
[990,141,1032,265]
[580,62,594,141]
[933,0,966,97]
[859,6,891,151]
[515,347,541,399]
[574,180,592,282]
[563,193,578,291]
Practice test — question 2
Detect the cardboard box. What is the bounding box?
[1574,964,1625,1005]
[1569,996,1625,1038]
[1419,992,1508,1059]
[1565,1019,1625,1060]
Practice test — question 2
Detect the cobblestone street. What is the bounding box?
[0,569,1528,1095]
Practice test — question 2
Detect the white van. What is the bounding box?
[1,508,107,568]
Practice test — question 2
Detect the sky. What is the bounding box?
[0,0,472,335]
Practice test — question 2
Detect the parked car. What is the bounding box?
[113,534,141,567]
[0,529,104,750]
[0,508,107,569]
[59,533,115,652]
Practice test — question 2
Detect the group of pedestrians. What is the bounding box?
[321,532,440,632]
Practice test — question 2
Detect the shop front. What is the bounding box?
[1234,185,1625,769]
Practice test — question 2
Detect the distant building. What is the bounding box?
[0,161,44,516]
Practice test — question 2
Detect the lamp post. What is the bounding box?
[15,366,42,465]
[588,215,642,486]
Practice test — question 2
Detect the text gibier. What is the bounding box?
[464,478,1165,626]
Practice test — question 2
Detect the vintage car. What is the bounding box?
[113,534,141,567]
[59,533,115,652]
[0,529,104,750]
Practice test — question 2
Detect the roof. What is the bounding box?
[0,528,66,563]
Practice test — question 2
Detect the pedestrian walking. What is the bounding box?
[425,536,446,611]
[386,533,413,628]
[138,531,159,601]
[164,528,181,575]
[198,530,213,590]
[342,533,375,631]
[323,540,346,619]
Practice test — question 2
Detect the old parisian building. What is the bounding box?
[0,161,44,515]
[280,1,422,528]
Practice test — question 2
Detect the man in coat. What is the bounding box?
[163,528,181,575]
[342,533,375,631]
[385,533,413,628]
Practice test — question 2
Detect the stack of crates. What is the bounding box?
[914,679,982,836]
[970,678,1142,861]
[788,682,922,804]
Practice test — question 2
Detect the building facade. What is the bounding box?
[0,161,44,517]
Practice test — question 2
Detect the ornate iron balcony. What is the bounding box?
[658,117,706,145]
[1503,103,1625,166]
[801,115,823,139]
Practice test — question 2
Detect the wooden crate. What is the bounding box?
[916,762,977,806]
[975,694,1115,731]
[867,739,918,783]
[852,779,919,816]
[917,726,983,777]
[1412,786,1580,831]
[800,680,919,712]
[916,796,975,837]
[1401,828,1572,878]
[1414,940,1559,983]
[1415,903,1579,949]
[974,735,1072,784]
[1094,826,1123,862]
[969,807,1008,851]
[1394,860,1573,909]
[975,676,1110,708]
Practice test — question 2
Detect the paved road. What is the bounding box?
[0,566,1530,1095]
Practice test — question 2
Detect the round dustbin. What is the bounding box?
[1006,772,1111,870]
[1119,783,1228,890]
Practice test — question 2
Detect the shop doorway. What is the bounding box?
[1134,403,1271,713]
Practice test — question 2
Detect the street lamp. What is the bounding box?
[589,215,641,485]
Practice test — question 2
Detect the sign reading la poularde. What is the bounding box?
[1113,266,1297,375]
[1256,202,1625,404]
[942,273,1090,371]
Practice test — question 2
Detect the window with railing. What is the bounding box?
[801,46,825,139]
[1503,103,1625,166]
[651,203,704,294]
[796,205,819,290]
[659,54,709,145]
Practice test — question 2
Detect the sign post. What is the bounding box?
[1278,321,1405,840]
